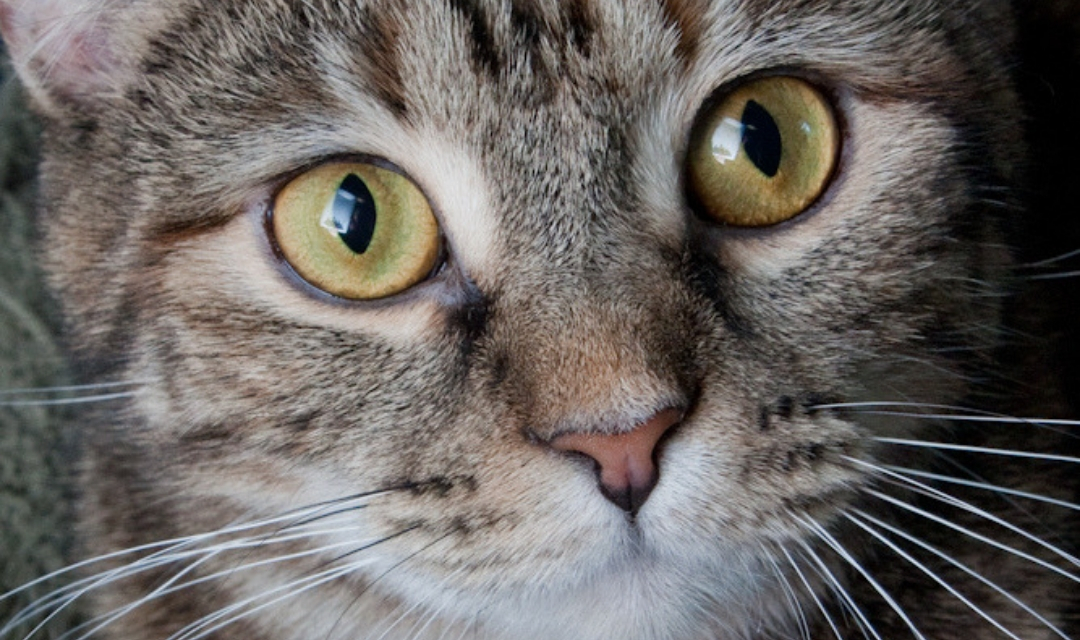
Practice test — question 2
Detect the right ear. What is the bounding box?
[0,0,134,115]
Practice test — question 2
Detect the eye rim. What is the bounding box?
[264,154,449,305]
[683,72,846,230]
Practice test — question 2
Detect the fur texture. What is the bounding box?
[0,1,1078,639]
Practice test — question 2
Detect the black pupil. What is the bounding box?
[332,174,377,254]
[741,100,783,178]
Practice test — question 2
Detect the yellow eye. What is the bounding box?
[271,162,440,300]
[686,76,839,227]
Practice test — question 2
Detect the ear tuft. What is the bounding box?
[0,0,126,112]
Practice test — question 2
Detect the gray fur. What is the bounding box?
[0,1,1077,639]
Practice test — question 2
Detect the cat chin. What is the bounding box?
[378,549,787,640]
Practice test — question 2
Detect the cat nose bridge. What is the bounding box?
[505,306,676,420]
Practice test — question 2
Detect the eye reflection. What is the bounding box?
[321,174,377,255]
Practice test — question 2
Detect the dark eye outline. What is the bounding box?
[682,71,847,231]
[263,154,449,307]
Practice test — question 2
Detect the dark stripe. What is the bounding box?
[562,0,597,57]
[358,6,409,117]
[658,0,707,61]
[509,0,545,47]
[447,0,503,76]
[452,281,492,364]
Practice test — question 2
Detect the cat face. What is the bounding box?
[4,0,1060,639]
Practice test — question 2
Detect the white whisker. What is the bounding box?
[760,546,811,640]
[796,515,927,640]
[1020,247,1080,268]
[171,527,438,640]
[0,391,138,407]
[63,549,224,640]
[1023,270,1080,281]
[849,458,1080,570]
[886,465,1080,512]
[64,532,365,640]
[367,591,427,640]
[850,509,1070,639]
[926,455,1052,536]
[0,381,146,396]
[2,495,390,636]
[400,568,465,640]
[875,438,1080,463]
[795,540,879,640]
[844,512,1026,640]
[862,487,1080,584]
[168,558,379,640]
[811,401,1080,429]
[2,494,377,604]
[25,525,365,640]
[780,545,844,640]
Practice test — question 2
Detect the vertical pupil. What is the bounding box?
[332,174,378,254]
[741,100,782,178]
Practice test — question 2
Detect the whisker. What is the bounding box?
[885,465,1080,512]
[796,514,927,640]
[1019,247,1080,268]
[926,454,1054,538]
[63,532,366,640]
[2,494,377,605]
[811,401,1080,429]
[167,557,379,640]
[844,512,1026,640]
[367,591,426,640]
[0,391,138,407]
[0,381,146,396]
[760,545,811,640]
[170,527,438,640]
[2,493,399,636]
[870,439,1080,464]
[17,525,364,639]
[794,540,879,640]
[849,509,1070,640]
[61,550,226,640]
[860,486,1080,584]
[411,569,471,640]
[849,458,1080,570]
[1023,270,1080,281]
[779,545,844,640]
[374,567,465,640]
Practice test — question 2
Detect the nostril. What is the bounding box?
[551,407,682,514]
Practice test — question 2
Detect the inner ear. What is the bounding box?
[0,0,130,113]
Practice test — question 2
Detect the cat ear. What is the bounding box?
[0,0,130,113]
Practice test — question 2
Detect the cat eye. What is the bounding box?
[271,161,441,300]
[686,76,840,227]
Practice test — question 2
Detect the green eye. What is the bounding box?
[272,162,440,300]
[687,76,840,227]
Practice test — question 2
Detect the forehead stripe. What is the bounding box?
[658,0,707,61]
[357,5,409,118]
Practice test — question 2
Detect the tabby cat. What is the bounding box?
[0,0,1078,638]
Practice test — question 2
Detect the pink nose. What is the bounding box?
[551,408,682,514]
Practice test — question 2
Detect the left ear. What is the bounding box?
[0,0,137,115]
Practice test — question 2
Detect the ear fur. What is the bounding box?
[0,0,135,114]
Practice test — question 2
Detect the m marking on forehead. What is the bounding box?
[445,0,596,79]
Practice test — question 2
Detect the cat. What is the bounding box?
[0,0,1078,638]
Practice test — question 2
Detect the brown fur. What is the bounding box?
[1,1,1077,638]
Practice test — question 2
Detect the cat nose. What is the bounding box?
[551,408,682,515]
